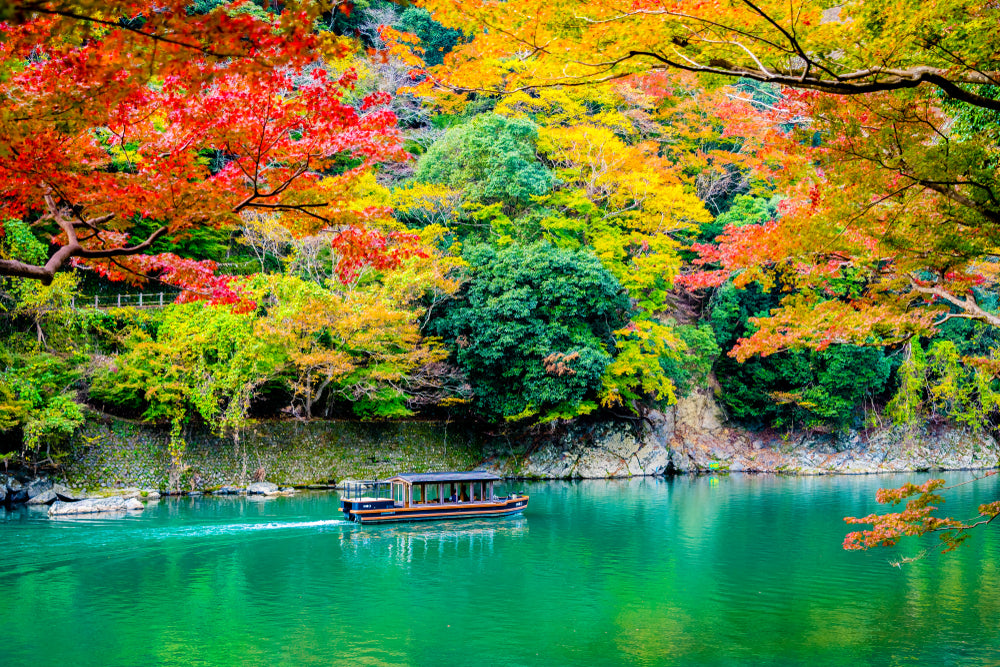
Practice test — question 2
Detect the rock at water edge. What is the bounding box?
[27,489,57,505]
[48,497,134,516]
[52,484,86,502]
[25,478,53,499]
[247,482,279,495]
[7,489,28,505]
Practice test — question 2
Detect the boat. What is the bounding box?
[340,471,528,524]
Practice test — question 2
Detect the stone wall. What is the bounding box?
[64,416,490,490]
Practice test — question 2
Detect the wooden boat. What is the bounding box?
[340,471,528,524]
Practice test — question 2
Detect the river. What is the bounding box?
[2,473,999,665]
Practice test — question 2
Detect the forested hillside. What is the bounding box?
[1,0,998,491]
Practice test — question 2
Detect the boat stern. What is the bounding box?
[341,497,395,521]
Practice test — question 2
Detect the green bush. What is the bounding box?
[661,324,721,397]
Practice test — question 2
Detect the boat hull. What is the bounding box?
[341,496,528,524]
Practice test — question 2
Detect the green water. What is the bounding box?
[2,473,999,666]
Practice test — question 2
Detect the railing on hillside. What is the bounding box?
[72,292,176,310]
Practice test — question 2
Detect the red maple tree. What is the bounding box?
[0,1,404,296]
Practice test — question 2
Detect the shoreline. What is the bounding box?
[8,389,998,500]
[5,464,996,514]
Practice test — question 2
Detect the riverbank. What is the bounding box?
[16,388,992,498]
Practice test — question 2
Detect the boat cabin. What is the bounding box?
[340,471,528,524]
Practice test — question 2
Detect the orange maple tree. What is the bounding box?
[0,1,405,294]
[844,474,1000,552]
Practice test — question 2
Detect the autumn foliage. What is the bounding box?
[0,0,404,294]
[1,0,999,555]
[844,474,1000,552]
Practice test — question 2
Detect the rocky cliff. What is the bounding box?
[503,388,1000,478]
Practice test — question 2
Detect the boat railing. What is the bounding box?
[342,479,391,501]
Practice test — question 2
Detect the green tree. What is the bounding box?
[399,6,463,67]
[0,350,86,467]
[710,282,893,429]
[431,242,630,421]
[415,114,554,210]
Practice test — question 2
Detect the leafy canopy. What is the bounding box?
[415,113,554,209]
[431,242,630,422]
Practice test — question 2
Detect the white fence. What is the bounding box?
[72,292,174,310]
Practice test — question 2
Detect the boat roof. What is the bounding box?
[388,471,501,484]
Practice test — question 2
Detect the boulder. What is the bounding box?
[188,491,203,497]
[48,496,144,516]
[25,478,53,499]
[26,489,57,505]
[6,478,23,493]
[125,498,144,511]
[246,481,279,495]
[140,489,161,500]
[52,484,86,502]
[0,485,5,504]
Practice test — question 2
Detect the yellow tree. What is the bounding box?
[416,0,998,110]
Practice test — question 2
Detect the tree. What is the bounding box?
[414,113,555,210]
[417,0,999,110]
[430,242,633,421]
[399,6,464,67]
[0,0,403,287]
[709,281,894,429]
[255,274,449,418]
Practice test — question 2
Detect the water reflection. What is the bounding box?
[339,517,529,563]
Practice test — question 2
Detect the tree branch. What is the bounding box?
[910,279,1000,328]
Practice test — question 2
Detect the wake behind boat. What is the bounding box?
[340,471,528,524]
